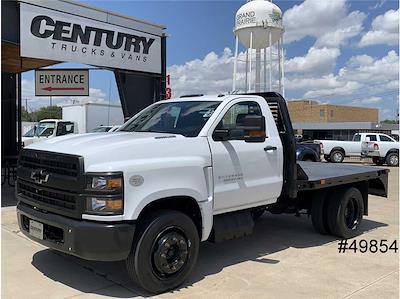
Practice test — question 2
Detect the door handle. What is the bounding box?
[264,146,277,151]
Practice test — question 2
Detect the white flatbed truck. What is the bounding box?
[16,93,389,293]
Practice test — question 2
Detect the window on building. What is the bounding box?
[320,110,325,117]
[330,110,334,117]
[366,134,377,141]
[353,134,361,141]
[379,135,394,142]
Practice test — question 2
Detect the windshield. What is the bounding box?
[120,101,221,137]
[35,122,56,137]
[89,126,112,133]
[23,127,36,137]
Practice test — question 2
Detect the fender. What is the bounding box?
[132,188,213,241]
[330,146,346,156]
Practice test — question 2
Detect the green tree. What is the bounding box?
[34,106,62,121]
[381,119,398,124]
[21,106,34,122]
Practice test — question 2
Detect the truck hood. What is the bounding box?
[26,132,212,171]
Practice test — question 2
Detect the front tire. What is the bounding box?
[330,150,344,163]
[126,210,199,294]
[386,152,399,167]
[327,187,364,239]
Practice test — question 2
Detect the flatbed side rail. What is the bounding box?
[297,168,389,198]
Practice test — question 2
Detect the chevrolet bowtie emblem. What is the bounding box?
[30,169,49,184]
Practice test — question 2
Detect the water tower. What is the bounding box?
[233,0,285,95]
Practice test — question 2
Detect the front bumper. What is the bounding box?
[17,203,135,261]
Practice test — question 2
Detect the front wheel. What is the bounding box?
[126,210,199,294]
[386,152,399,167]
[327,187,364,238]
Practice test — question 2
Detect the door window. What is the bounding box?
[379,135,393,142]
[366,135,377,141]
[56,122,75,136]
[218,101,261,130]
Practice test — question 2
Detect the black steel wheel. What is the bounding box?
[327,187,364,238]
[126,210,199,294]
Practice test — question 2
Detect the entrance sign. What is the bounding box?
[20,3,161,74]
[35,69,89,96]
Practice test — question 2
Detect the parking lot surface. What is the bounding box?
[2,164,399,299]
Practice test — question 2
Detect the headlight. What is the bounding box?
[87,174,123,191]
[86,197,123,215]
[85,173,124,215]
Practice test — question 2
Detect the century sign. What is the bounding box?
[20,3,161,74]
[35,69,89,96]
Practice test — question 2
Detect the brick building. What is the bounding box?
[287,100,379,123]
[287,100,397,141]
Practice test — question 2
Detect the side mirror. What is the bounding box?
[213,129,230,141]
[240,115,266,143]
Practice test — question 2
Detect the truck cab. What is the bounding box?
[16,93,388,294]
[22,119,78,147]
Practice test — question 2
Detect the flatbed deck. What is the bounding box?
[297,162,389,194]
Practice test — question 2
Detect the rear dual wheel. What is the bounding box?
[126,210,199,294]
[311,187,364,238]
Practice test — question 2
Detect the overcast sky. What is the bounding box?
[22,0,399,120]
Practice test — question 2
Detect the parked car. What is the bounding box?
[296,142,321,162]
[361,134,399,166]
[22,119,78,147]
[17,93,389,293]
[316,133,395,163]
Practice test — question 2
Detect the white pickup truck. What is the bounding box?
[361,134,399,166]
[317,133,396,163]
[16,93,389,293]
[22,119,78,147]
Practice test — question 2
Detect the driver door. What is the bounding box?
[208,99,283,214]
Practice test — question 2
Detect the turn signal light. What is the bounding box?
[106,178,123,189]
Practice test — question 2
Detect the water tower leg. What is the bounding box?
[280,36,285,97]
[264,47,267,92]
[249,31,253,92]
[278,39,282,94]
[255,49,261,92]
[233,36,239,92]
[269,31,272,91]
[245,49,248,92]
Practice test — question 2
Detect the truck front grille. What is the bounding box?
[17,149,85,218]
[19,150,79,177]
[18,181,76,210]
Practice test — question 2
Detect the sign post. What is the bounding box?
[35,69,89,96]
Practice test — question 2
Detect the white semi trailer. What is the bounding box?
[62,103,124,133]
